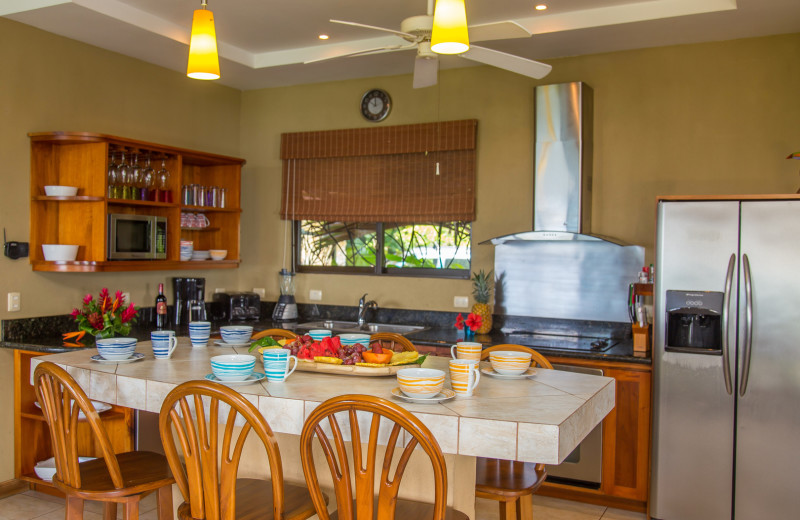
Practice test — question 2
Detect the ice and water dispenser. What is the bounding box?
[664,290,723,354]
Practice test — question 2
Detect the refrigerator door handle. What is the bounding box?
[721,253,736,395]
[740,253,754,396]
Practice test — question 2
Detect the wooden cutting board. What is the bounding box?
[294,360,412,377]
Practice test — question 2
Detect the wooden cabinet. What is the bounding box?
[538,357,652,513]
[14,350,134,495]
[29,132,245,272]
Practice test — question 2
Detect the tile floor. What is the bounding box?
[0,489,647,519]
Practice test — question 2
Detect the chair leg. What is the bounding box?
[65,497,84,520]
[122,498,140,520]
[103,501,118,520]
[518,494,533,520]
[499,499,516,520]
[156,485,174,520]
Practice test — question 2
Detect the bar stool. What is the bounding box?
[475,345,553,520]
[159,380,320,520]
[251,328,297,341]
[368,332,417,352]
[33,362,174,520]
[300,394,469,520]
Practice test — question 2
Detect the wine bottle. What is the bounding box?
[155,283,168,329]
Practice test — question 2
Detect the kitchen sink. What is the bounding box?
[296,320,426,335]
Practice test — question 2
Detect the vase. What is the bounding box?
[464,328,475,340]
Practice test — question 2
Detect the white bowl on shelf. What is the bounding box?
[34,456,94,481]
[42,244,79,261]
[191,250,210,261]
[44,185,78,197]
[209,249,227,261]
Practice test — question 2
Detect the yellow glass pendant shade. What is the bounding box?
[187,8,220,80]
[431,0,470,55]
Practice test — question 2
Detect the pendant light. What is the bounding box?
[430,0,470,55]
[187,0,220,80]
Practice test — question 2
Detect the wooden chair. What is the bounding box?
[476,345,552,519]
[159,380,319,520]
[251,328,297,341]
[369,332,417,352]
[300,394,468,520]
[33,362,174,520]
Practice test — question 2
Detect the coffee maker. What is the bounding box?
[172,277,207,326]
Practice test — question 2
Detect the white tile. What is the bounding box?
[601,507,647,519]
[88,371,117,403]
[116,375,147,410]
[258,396,305,435]
[145,380,177,413]
[65,366,92,394]
[517,421,560,464]
[458,417,517,460]
[0,494,63,519]
[412,412,459,454]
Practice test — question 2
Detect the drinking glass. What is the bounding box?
[118,149,132,200]
[142,153,155,201]
[157,158,171,202]
[130,152,142,200]
[107,151,120,198]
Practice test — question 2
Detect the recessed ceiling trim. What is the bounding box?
[252,35,402,68]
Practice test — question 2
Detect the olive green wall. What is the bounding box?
[238,32,800,310]
[0,18,242,481]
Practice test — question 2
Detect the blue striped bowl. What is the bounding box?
[210,354,255,382]
[96,337,137,361]
[338,334,370,347]
[219,325,253,344]
[308,329,332,342]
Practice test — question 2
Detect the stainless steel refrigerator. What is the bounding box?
[651,198,800,520]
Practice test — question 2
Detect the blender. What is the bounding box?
[272,269,298,321]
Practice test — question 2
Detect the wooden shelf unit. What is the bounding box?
[28,131,245,272]
[14,350,135,495]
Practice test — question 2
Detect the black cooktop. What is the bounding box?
[501,332,619,352]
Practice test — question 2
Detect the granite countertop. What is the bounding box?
[1,303,651,364]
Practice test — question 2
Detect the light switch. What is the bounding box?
[454,296,469,308]
[122,292,130,304]
[7,292,20,312]
[253,288,266,298]
[309,289,322,301]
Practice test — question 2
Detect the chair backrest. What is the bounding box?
[33,362,124,491]
[159,380,286,520]
[300,394,448,520]
[251,328,297,341]
[480,344,553,369]
[368,332,417,352]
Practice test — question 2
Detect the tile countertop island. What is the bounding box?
[33,337,614,519]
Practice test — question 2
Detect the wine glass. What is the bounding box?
[157,157,172,203]
[107,150,120,198]
[118,149,132,199]
[130,151,142,200]
[142,153,155,201]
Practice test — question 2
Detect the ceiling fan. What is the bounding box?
[305,0,552,88]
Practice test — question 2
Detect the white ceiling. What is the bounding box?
[2,0,799,90]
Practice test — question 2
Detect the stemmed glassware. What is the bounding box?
[142,153,155,201]
[107,150,120,198]
[156,156,172,202]
[118,148,132,200]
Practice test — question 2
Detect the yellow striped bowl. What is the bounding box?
[489,351,533,376]
[397,368,446,399]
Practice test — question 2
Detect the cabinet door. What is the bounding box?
[601,366,651,501]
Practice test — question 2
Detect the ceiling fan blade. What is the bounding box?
[304,43,413,64]
[330,19,415,40]
[468,20,532,42]
[413,56,438,89]
[461,45,552,79]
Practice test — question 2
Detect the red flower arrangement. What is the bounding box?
[71,288,138,339]
[454,312,483,332]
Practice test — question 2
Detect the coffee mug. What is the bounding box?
[195,214,210,228]
[150,330,178,359]
[451,341,482,361]
[262,349,298,382]
[188,321,211,347]
[449,359,481,397]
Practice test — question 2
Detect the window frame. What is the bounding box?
[293,221,471,279]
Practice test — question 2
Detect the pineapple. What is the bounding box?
[471,270,494,334]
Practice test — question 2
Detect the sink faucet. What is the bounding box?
[358,293,378,327]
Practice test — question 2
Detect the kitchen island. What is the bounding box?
[31,338,614,519]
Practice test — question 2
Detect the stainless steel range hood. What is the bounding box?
[488,82,627,246]
[486,82,643,322]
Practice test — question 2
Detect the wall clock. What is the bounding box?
[360,89,391,122]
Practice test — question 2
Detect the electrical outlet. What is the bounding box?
[309,289,322,301]
[122,292,130,305]
[214,288,225,294]
[454,296,469,308]
[7,292,20,312]
[253,288,266,298]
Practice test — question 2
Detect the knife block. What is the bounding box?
[632,323,651,353]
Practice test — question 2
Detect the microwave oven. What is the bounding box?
[107,214,167,260]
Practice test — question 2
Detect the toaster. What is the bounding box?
[213,291,261,321]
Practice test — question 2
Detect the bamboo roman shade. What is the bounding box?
[280,120,477,222]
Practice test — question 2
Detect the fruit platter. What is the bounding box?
[250,334,426,376]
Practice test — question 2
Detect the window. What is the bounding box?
[296,220,470,278]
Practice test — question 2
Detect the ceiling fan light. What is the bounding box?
[431,0,469,55]
[187,4,220,80]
